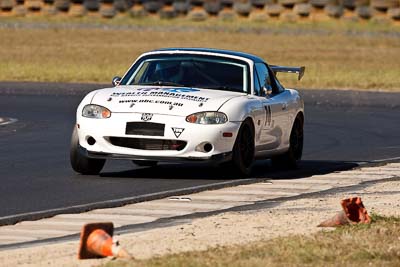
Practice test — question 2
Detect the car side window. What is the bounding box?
[255,63,273,95]
[267,67,285,93]
[255,63,285,95]
[253,65,262,96]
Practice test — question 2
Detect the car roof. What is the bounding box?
[151,48,266,64]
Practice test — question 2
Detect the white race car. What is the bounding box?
[70,48,305,176]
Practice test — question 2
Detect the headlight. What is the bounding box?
[82,104,111,119]
[186,111,228,124]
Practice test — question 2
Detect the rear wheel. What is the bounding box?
[230,119,255,176]
[70,126,105,175]
[271,117,303,169]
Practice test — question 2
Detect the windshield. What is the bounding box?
[120,54,250,93]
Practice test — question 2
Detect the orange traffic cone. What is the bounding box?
[341,197,371,224]
[318,197,371,227]
[78,222,133,260]
[318,210,350,227]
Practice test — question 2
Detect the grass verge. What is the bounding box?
[103,215,400,267]
[0,17,400,90]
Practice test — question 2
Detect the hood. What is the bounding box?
[90,85,245,116]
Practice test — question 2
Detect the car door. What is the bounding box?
[254,62,287,151]
[269,71,299,148]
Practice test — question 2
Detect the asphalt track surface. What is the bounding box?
[1,82,400,224]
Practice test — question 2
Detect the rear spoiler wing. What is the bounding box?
[270,65,306,81]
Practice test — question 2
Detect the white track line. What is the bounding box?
[370,156,400,162]
[0,117,18,126]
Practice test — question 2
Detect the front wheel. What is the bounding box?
[230,119,255,176]
[70,126,105,175]
[271,117,303,169]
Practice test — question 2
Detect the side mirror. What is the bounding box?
[263,85,273,97]
[112,76,121,87]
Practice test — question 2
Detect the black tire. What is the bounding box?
[204,1,222,15]
[278,0,299,8]
[221,0,234,7]
[84,0,99,11]
[343,0,356,10]
[189,0,204,6]
[230,119,255,176]
[294,3,311,16]
[1,0,15,10]
[114,0,129,12]
[251,0,271,8]
[309,0,329,8]
[173,1,189,14]
[132,160,158,167]
[355,0,369,7]
[188,9,208,21]
[388,8,400,20]
[271,117,303,169]
[233,2,252,16]
[265,4,283,16]
[143,1,163,13]
[70,126,105,175]
[325,4,344,18]
[371,0,390,11]
[356,6,371,19]
[54,0,70,11]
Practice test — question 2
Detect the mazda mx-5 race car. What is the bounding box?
[70,48,305,176]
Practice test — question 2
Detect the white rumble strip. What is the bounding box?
[0,117,18,126]
[0,163,399,247]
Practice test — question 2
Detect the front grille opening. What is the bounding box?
[125,122,165,136]
[108,137,186,151]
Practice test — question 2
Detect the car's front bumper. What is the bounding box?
[77,112,240,162]
[83,147,232,163]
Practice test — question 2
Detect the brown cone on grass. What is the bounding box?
[78,222,133,260]
[318,197,371,227]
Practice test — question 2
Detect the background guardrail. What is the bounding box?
[0,0,399,23]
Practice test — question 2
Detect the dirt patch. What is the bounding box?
[0,180,399,267]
